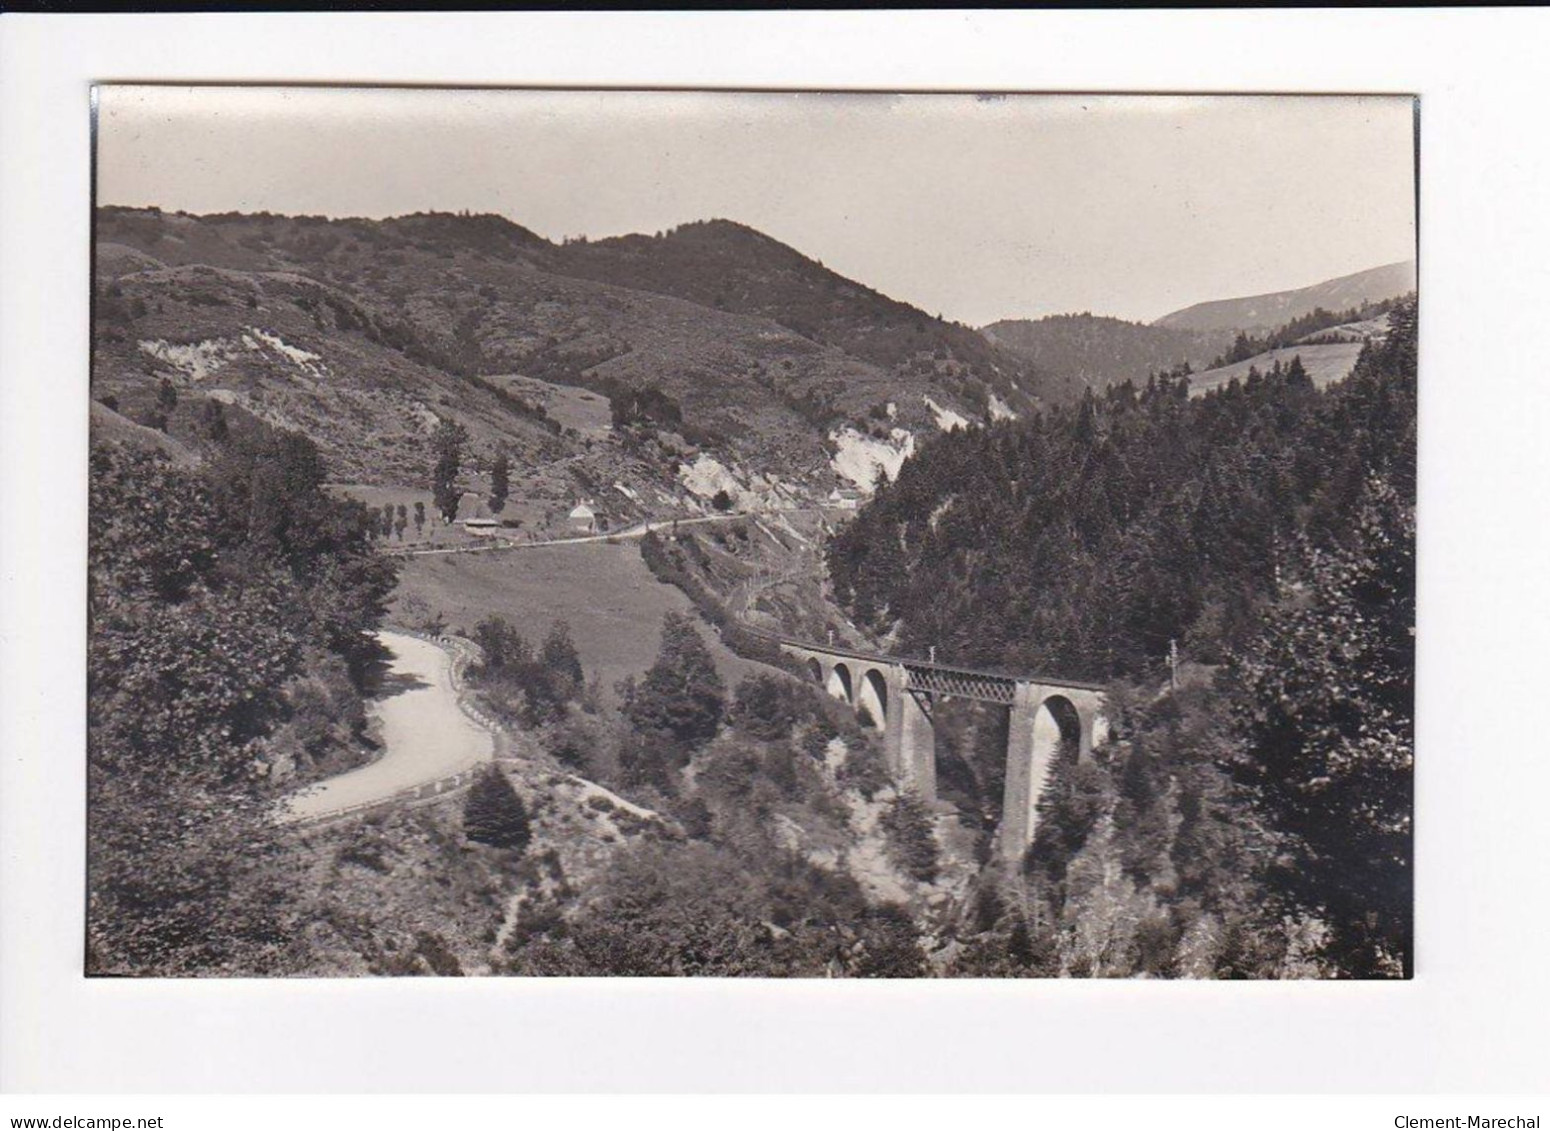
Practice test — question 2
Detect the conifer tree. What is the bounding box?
[489,452,510,514]
[881,791,940,882]
[463,765,532,851]
[431,420,467,522]
[1229,475,1414,976]
[202,399,228,442]
[626,612,726,750]
[540,620,584,697]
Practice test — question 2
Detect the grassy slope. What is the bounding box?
[550,219,1049,409]
[95,209,903,470]
[390,542,770,701]
[486,375,613,437]
[1187,341,1367,397]
[89,401,203,466]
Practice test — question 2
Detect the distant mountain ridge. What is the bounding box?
[1155,259,1417,333]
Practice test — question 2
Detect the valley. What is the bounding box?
[88,199,1417,982]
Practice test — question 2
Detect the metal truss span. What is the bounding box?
[902,663,1017,704]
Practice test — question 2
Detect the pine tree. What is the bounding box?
[462,765,532,851]
[626,612,726,750]
[540,620,584,698]
[202,399,228,442]
[881,791,939,882]
[431,420,467,522]
[489,452,510,514]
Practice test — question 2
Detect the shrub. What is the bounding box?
[731,673,804,740]
[838,738,891,801]
[852,903,928,978]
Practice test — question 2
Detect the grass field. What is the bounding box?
[389,540,771,702]
[1188,341,1365,397]
[483,374,614,438]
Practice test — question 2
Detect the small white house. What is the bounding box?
[461,517,500,538]
[568,500,597,533]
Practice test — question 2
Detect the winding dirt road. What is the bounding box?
[281,630,493,822]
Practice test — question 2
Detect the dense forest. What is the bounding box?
[829,298,1417,977]
[830,298,1416,682]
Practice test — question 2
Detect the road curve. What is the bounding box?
[280,630,494,822]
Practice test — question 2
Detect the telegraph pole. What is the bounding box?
[1168,638,1179,692]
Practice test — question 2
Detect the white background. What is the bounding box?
[2,10,1547,1095]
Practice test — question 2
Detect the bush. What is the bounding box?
[852,903,928,978]
[463,766,532,852]
[839,738,891,801]
[730,673,804,740]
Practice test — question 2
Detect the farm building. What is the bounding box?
[461,517,500,537]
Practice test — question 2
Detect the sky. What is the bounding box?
[96,86,1416,326]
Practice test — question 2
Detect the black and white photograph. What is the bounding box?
[83,85,1419,981]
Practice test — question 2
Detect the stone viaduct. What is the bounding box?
[775,638,1107,860]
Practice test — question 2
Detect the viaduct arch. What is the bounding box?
[777,638,1107,859]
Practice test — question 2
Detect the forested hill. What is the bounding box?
[980,313,1233,395]
[827,298,1417,683]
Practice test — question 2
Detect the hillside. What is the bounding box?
[1155,259,1416,333]
[549,219,1060,408]
[829,298,1417,681]
[93,253,571,486]
[981,313,1233,393]
[827,298,1417,977]
[94,207,1060,508]
[1187,311,1396,397]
